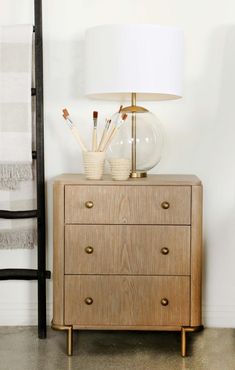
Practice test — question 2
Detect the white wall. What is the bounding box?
[1,0,235,327]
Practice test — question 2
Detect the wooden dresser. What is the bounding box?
[52,174,203,356]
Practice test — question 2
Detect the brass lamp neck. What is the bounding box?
[121,92,148,178]
[121,93,149,113]
[131,92,137,106]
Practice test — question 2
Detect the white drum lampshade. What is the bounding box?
[84,24,183,176]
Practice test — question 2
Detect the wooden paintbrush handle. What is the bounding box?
[103,127,118,152]
[92,128,97,151]
[99,126,114,152]
[71,126,87,152]
[98,127,109,151]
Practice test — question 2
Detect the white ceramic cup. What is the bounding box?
[83,151,105,180]
[109,158,131,181]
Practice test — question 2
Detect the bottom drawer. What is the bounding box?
[65,276,190,327]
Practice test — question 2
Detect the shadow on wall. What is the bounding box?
[197,25,235,312]
[202,25,235,177]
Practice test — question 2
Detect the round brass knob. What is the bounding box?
[161,298,169,306]
[161,201,170,210]
[161,247,169,255]
[85,201,94,209]
[84,297,93,305]
[85,246,94,254]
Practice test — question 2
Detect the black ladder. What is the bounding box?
[0,0,51,339]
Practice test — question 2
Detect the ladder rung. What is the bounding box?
[0,269,51,281]
[0,210,37,219]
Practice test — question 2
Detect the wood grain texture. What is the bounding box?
[54,174,202,186]
[65,185,191,225]
[190,185,203,326]
[72,325,182,331]
[65,275,190,327]
[52,174,203,336]
[65,225,191,275]
[53,181,65,325]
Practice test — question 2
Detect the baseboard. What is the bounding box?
[0,303,234,327]
[202,305,235,328]
[0,302,52,326]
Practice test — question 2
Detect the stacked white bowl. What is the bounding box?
[83,151,105,180]
[109,158,131,181]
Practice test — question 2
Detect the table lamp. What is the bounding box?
[85,24,183,178]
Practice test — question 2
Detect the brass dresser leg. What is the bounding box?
[67,326,73,356]
[181,326,203,357]
[51,321,73,356]
[181,327,187,357]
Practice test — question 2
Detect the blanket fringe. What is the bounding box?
[0,228,37,249]
[0,163,33,190]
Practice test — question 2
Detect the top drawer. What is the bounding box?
[65,185,191,225]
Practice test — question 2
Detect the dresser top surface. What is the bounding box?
[53,174,201,186]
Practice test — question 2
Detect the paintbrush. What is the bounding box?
[102,113,128,152]
[98,106,123,152]
[92,111,98,151]
[109,105,123,130]
[97,118,112,152]
[62,108,87,152]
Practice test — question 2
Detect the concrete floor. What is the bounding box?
[0,327,234,370]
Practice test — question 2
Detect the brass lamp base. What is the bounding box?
[130,171,147,178]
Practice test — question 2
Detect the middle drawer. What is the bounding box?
[65,225,190,275]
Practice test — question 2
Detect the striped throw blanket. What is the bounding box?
[0,25,36,249]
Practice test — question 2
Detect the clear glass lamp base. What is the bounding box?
[108,108,164,178]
